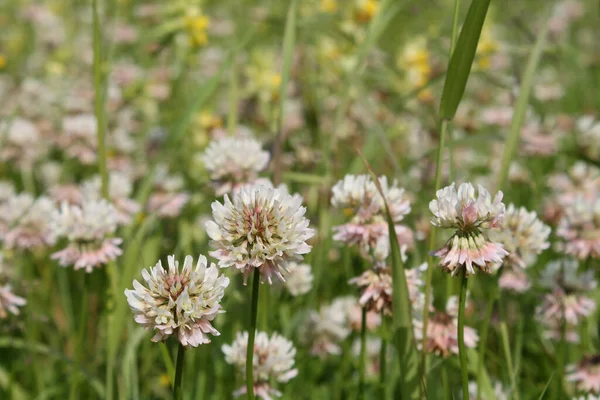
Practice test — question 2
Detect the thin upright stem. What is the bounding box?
[477,285,497,400]
[458,270,469,400]
[246,269,260,400]
[358,307,367,399]
[379,311,387,396]
[420,119,449,382]
[173,343,186,400]
[500,322,519,400]
[92,0,108,200]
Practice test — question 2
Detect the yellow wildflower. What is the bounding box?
[320,0,338,13]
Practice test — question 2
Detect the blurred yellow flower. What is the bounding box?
[355,0,378,23]
[158,373,171,387]
[185,11,210,47]
[0,55,6,69]
[475,26,498,71]
[397,37,432,97]
[198,110,222,130]
[320,0,338,13]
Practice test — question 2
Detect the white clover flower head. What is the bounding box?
[202,135,270,195]
[331,174,410,224]
[430,182,505,231]
[0,118,44,167]
[567,355,600,395]
[81,172,140,225]
[430,183,508,276]
[539,259,597,292]
[52,199,118,241]
[490,204,551,268]
[536,288,596,326]
[0,193,37,230]
[2,195,56,250]
[222,331,297,399]
[300,297,353,357]
[50,199,123,272]
[556,194,600,260]
[349,268,392,315]
[125,255,229,347]
[283,262,313,296]
[413,296,479,357]
[206,185,314,285]
[60,114,98,164]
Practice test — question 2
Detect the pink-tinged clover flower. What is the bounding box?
[568,355,600,395]
[331,174,412,263]
[222,331,297,399]
[206,185,314,284]
[201,135,270,196]
[50,199,122,272]
[557,194,600,260]
[430,183,508,276]
[125,255,229,347]
[413,295,479,357]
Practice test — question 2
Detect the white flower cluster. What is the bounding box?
[125,255,229,347]
[52,199,118,241]
[202,135,270,195]
[331,174,411,223]
[430,183,508,276]
[222,331,297,399]
[283,262,313,296]
[300,297,355,357]
[207,185,314,284]
[81,172,140,224]
[0,193,56,250]
[490,204,551,268]
[430,183,505,230]
[331,174,412,265]
[51,199,123,271]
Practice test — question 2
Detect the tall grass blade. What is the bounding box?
[273,0,298,185]
[537,372,555,400]
[439,0,492,120]
[497,13,550,188]
[359,151,420,399]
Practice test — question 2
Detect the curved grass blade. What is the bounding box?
[439,0,492,120]
[497,12,551,189]
[272,0,298,185]
[358,150,420,399]
[537,372,555,400]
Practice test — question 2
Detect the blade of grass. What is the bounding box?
[359,150,420,399]
[537,372,555,400]
[272,0,298,186]
[439,0,492,120]
[497,12,550,188]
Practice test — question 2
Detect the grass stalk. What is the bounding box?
[420,119,449,382]
[246,269,260,400]
[458,271,469,400]
[173,343,186,400]
[358,307,367,399]
[476,285,497,400]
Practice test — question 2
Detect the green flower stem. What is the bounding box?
[500,321,519,400]
[379,311,387,396]
[421,119,449,381]
[173,343,186,400]
[359,307,367,399]
[458,270,469,400]
[476,285,497,400]
[246,269,260,400]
